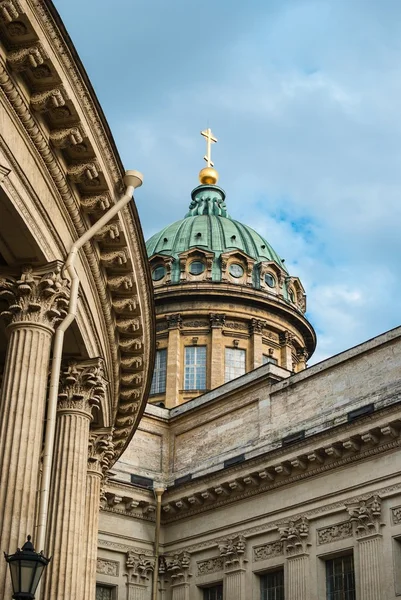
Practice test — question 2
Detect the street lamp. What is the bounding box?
[4,535,51,599]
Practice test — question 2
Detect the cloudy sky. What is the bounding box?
[54,0,401,364]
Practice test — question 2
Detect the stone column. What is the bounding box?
[251,319,265,369]
[280,517,310,600]
[166,314,181,406]
[279,331,294,371]
[210,313,225,389]
[83,430,115,600]
[166,551,192,600]
[0,264,69,599]
[347,495,383,600]
[125,551,154,600]
[219,535,247,600]
[42,358,107,600]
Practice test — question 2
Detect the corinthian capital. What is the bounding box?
[58,358,107,417]
[0,262,70,330]
[88,429,115,475]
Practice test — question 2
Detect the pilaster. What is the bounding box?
[279,517,310,600]
[346,495,383,600]
[83,430,115,600]
[0,263,69,599]
[218,535,247,600]
[125,551,154,600]
[166,314,181,406]
[279,331,294,371]
[43,358,107,600]
[166,551,192,600]
[210,313,225,389]
[250,319,265,369]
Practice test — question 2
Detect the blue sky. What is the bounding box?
[54,0,401,364]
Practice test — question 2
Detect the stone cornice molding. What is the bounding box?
[0,2,155,459]
[0,262,69,330]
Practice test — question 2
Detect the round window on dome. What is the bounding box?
[189,260,205,275]
[265,273,276,288]
[229,263,244,278]
[152,265,166,281]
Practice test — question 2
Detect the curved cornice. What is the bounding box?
[0,0,155,460]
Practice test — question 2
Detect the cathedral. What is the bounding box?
[0,2,400,600]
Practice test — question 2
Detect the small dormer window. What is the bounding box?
[265,273,276,288]
[189,261,205,275]
[152,265,166,281]
[229,263,244,278]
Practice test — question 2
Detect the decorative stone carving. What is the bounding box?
[67,161,100,183]
[31,87,67,112]
[112,297,138,313]
[94,222,121,242]
[119,337,142,351]
[0,263,69,329]
[116,317,140,334]
[167,313,182,329]
[317,521,353,545]
[218,535,247,569]
[58,358,107,417]
[100,249,129,267]
[197,557,224,576]
[225,321,248,331]
[120,355,142,369]
[391,506,401,525]
[210,313,226,328]
[279,331,294,346]
[346,495,382,536]
[107,274,134,291]
[0,0,23,23]
[7,44,48,71]
[250,319,265,334]
[49,126,85,149]
[165,551,192,583]
[126,551,154,582]
[253,540,283,562]
[88,431,114,476]
[97,558,119,577]
[279,517,310,555]
[80,194,111,213]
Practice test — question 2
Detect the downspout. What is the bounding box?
[152,487,165,600]
[36,170,144,553]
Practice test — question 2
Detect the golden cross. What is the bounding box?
[201,128,218,167]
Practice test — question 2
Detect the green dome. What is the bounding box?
[146,184,288,287]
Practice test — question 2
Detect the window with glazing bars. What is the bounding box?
[150,348,167,395]
[326,554,356,600]
[184,346,206,390]
[96,586,113,600]
[203,584,223,600]
[225,347,246,382]
[260,569,284,600]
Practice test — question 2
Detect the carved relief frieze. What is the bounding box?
[253,540,283,562]
[225,321,248,331]
[182,319,209,329]
[58,358,107,417]
[391,506,401,525]
[218,535,247,569]
[96,558,119,577]
[197,556,224,576]
[317,521,353,545]
[0,262,69,330]
[346,495,382,537]
[7,44,48,72]
[279,517,310,555]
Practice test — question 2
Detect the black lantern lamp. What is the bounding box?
[4,536,51,599]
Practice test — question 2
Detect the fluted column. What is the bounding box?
[166,552,191,600]
[166,314,181,406]
[0,264,69,600]
[347,495,383,600]
[279,331,294,371]
[83,430,115,600]
[280,517,310,600]
[210,313,225,389]
[125,551,154,600]
[42,358,107,600]
[219,535,247,600]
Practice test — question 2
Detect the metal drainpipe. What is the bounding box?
[152,488,165,600]
[35,170,144,554]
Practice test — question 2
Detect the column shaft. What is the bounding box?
[83,470,102,600]
[127,583,148,600]
[210,326,224,389]
[0,323,52,599]
[252,332,264,369]
[358,534,382,600]
[42,410,91,600]
[166,327,181,406]
[224,569,246,600]
[171,583,189,600]
[287,554,309,600]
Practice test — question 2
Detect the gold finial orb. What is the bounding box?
[199,167,219,185]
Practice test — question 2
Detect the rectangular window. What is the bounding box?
[150,348,167,395]
[260,569,284,600]
[225,348,246,382]
[326,554,356,600]
[96,586,113,600]
[263,354,278,365]
[184,346,206,390]
[203,585,223,600]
